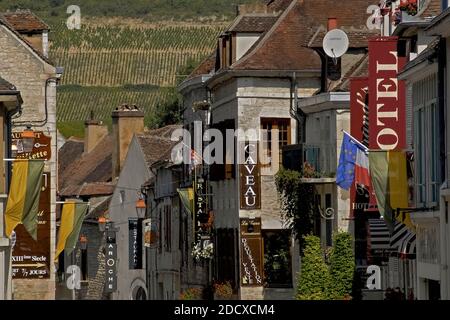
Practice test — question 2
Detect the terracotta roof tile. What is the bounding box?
[58,135,113,192]
[422,0,442,17]
[229,15,278,33]
[331,54,369,92]
[307,29,379,48]
[0,13,53,64]
[2,10,49,33]
[187,52,216,79]
[232,0,377,71]
[266,0,293,12]
[136,125,182,168]
[60,182,115,197]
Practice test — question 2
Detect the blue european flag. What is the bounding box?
[336,132,358,190]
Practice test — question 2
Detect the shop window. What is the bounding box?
[209,119,235,181]
[216,228,238,289]
[413,74,440,207]
[261,118,291,168]
[263,230,293,288]
[81,248,88,281]
[164,205,172,252]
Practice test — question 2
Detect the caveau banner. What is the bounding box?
[368,36,406,151]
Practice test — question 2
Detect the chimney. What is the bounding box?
[328,18,338,31]
[84,113,108,154]
[112,104,145,179]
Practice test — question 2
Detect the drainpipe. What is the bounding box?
[438,38,447,187]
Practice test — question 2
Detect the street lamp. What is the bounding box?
[79,235,88,250]
[135,197,146,219]
[21,126,35,153]
[98,216,109,232]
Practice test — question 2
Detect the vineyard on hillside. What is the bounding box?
[50,22,224,87]
[50,21,225,137]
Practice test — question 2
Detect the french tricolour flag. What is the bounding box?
[337,131,371,190]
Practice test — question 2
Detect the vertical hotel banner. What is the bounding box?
[368,36,407,228]
[368,36,406,151]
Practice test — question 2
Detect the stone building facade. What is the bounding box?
[178,0,378,300]
[0,11,58,300]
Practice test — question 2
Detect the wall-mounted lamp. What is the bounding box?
[98,216,109,232]
[79,235,88,250]
[136,197,146,219]
[21,126,35,153]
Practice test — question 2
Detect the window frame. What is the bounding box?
[260,118,291,173]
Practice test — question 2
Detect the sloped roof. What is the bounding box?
[186,52,216,80]
[421,0,442,18]
[0,13,52,64]
[2,10,49,33]
[307,28,379,49]
[229,15,278,33]
[59,182,115,198]
[58,135,113,193]
[331,54,369,92]
[136,125,182,169]
[266,0,293,12]
[231,0,376,71]
[0,76,17,91]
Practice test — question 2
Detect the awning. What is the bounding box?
[390,221,416,259]
[368,219,391,251]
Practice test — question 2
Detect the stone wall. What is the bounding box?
[0,24,57,300]
[210,76,320,300]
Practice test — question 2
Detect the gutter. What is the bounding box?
[206,68,321,90]
[297,92,350,114]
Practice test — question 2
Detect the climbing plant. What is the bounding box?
[275,167,318,250]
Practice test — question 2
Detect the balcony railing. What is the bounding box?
[282,143,336,178]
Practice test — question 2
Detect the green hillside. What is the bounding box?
[0,0,260,22]
[51,20,224,138]
[1,1,263,138]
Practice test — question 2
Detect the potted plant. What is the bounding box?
[179,287,203,300]
[399,0,418,16]
[191,240,214,262]
[213,281,233,300]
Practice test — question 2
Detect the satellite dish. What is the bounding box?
[323,29,349,60]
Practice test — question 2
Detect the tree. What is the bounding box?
[328,232,355,299]
[296,235,330,300]
[150,88,182,128]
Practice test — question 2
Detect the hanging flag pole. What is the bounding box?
[341,130,368,152]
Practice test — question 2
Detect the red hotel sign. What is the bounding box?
[368,37,406,151]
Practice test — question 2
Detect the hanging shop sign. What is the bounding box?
[368,36,406,151]
[240,218,263,287]
[194,179,209,235]
[128,218,143,270]
[12,172,51,279]
[240,142,261,210]
[143,218,158,248]
[11,131,51,160]
[350,77,378,216]
[105,243,117,293]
